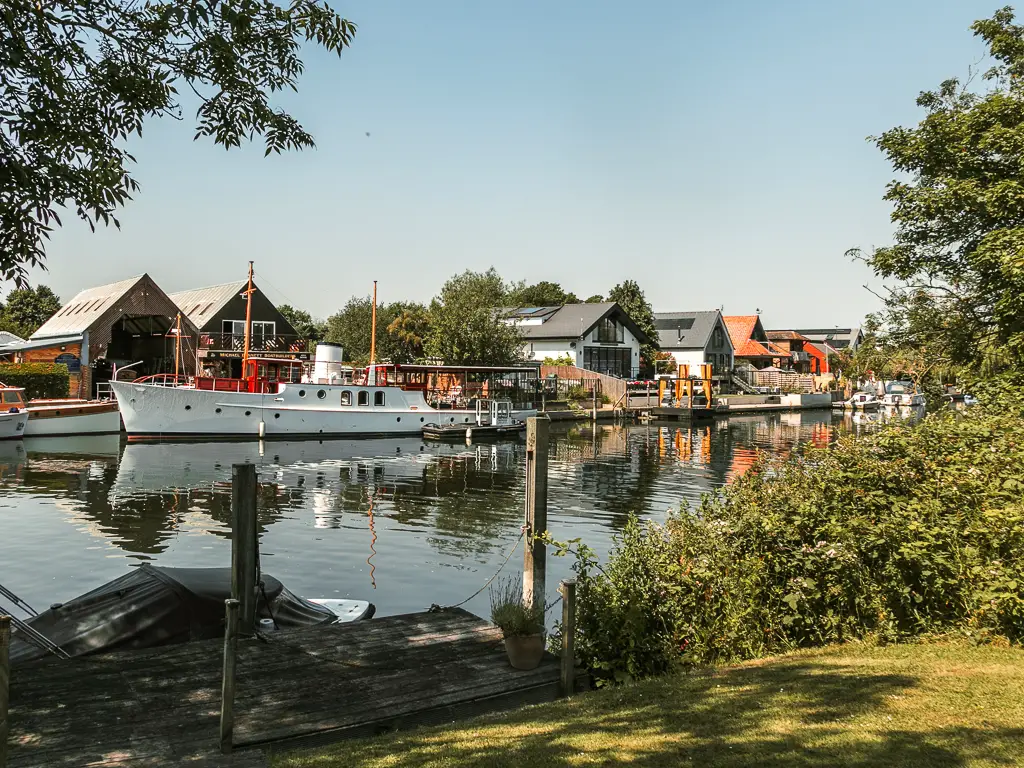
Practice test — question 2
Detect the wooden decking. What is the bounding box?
[8,609,570,767]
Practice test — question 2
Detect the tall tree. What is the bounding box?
[584,294,605,304]
[324,296,374,362]
[426,269,524,365]
[277,305,326,344]
[853,8,1024,375]
[0,284,62,338]
[607,279,659,374]
[387,303,430,364]
[1,0,355,286]
[505,280,579,307]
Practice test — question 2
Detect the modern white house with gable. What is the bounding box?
[504,302,651,379]
[654,310,734,372]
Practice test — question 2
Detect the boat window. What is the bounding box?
[341,391,352,406]
[2,391,22,404]
[358,391,369,406]
[317,390,327,399]
[374,391,385,407]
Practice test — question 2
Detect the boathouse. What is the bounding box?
[6,274,198,398]
[507,302,651,379]
[170,280,307,378]
[653,310,734,373]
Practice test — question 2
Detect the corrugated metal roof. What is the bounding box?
[3,334,84,352]
[169,281,248,330]
[654,311,723,350]
[30,276,145,340]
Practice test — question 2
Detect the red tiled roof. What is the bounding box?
[724,315,778,358]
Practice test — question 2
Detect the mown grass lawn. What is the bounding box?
[272,641,1024,768]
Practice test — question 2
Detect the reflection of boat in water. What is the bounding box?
[23,433,122,457]
[8,564,373,665]
[110,437,514,503]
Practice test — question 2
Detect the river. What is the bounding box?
[0,410,866,622]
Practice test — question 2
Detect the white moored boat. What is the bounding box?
[24,399,122,437]
[111,358,482,441]
[881,381,926,408]
[0,384,29,440]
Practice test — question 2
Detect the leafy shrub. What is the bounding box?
[0,363,70,399]
[490,576,544,637]
[551,396,1024,685]
[542,354,575,367]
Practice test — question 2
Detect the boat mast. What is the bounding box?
[368,280,378,385]
[174,312,182,380]
[242,261,255,374]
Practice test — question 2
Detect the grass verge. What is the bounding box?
[272,641,1024,768]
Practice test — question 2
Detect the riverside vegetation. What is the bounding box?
[550,377,1024,685]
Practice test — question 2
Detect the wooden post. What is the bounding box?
[523,417,549,615]
[231,463,258,632]
[0,616,9,768]
[219,599,240,755]
[591,383,597,422]
[559,580,576,697]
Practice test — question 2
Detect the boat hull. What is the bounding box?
[111,380,485,440]
[25,401,122,437]
[0,409,29,440]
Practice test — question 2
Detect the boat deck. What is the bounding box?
[8,608,571,767]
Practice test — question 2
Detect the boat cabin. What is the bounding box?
[363,364,538,410]
[0,385,26,412]
[194,358,304,394]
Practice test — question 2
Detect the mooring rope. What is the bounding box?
[429,527,526,612]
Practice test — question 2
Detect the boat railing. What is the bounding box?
[133,373,191,388]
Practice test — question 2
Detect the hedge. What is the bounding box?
[0,363,71,399]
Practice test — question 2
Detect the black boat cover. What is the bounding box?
[10,564,336,665]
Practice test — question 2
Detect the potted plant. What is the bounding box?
[490,576,545,670]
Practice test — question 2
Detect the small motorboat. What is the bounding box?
[7,564,374,665]
[881,381,925,408]
[0,383,29,439]
[24,398,122,437]
[845,390,880,411]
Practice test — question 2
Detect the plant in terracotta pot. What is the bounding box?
[489,576,545,670]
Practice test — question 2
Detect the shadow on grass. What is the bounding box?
[276,656,1024,768]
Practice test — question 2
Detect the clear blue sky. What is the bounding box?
[20,0,1002,327]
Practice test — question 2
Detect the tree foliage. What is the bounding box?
[505,280,579,307]
[277,304,325,344]
[425,268,523,366]
[386,303,430,364]
[856,7,1024,376]
[0,284,62,338]
[607,279,659,373]
[1,0,355,285]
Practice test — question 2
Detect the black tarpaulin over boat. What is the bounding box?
[10,564,344,665]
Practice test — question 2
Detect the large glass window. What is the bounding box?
[583,347,631,378]
[596,317,624,344]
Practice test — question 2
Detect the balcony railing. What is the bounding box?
[199,332,308,354]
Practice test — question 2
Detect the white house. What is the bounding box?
[654,310,734,372]
[506,302,651,379]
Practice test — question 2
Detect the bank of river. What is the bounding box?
[0,410,862,623]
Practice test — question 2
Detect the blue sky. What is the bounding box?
[21,0,1002,327]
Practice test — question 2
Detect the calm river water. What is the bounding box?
[0,411,865,622]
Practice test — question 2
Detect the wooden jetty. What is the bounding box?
[7,608,573,767]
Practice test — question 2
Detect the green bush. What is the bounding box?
[0,363,71,399]
[551,395,1024,685]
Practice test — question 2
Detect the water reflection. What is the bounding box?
[1,411,855,620]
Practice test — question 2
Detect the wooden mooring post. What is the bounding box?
[231,463,258,632]
[1,615,9,768]
[559,580,576,697]
[219,599,240,754]
[523,417,549,615]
